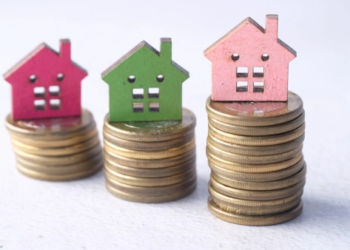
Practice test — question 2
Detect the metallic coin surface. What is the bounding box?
[208,112,305,136]
[207,150,303,173]
[104,147,196,169]
[5,109,94,140]
[104,139,195,160]
[209,123,305,146]
[106,166,196,187]
[210,177,306,201]
[209,157,305,182]
[106,180,196,203]
[208,197,303,226]
[207,142,302,164]
[103,130,195,151]
[104,157,196,178]
[103,108,196,142]
[207,133,304,156]
[206,91,303,127]
[212,165,306,191]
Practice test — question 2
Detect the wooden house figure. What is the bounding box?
[102,38,189,122]
[4,39,88,120]
[204,15,296,102]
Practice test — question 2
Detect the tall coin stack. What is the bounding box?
[5,109,103,181]
[103,108,197,203]
[206,92,306,225]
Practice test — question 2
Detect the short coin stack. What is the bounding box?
[206,92,306,226]
[103,108,197,203]
[5,109,103,181]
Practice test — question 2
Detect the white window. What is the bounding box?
[149,102,160,112]
[236,81,248,92]
[133,103,144,112]
[253,67,264,77]
[236,67,248,78]
[253,82,264,92]
[34,87,45,97]
[34,100,45,110]
[148,88,159,98]
[50,99,61,109]
[132,88,144,99]
[49,86,60,96]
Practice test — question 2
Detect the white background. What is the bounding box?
[0,0,350,249]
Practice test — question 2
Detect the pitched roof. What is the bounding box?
[204,16,296,57]
[101,39,189,78]
[3,40,87,79]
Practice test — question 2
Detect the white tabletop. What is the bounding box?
[0,0,349,249]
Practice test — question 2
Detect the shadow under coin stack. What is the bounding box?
[5,109,103,181]
[206,92,306,225]
[103,108,197,203]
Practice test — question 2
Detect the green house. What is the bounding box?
[101,38,189,122]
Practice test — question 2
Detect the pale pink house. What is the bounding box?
[204,15,296,101]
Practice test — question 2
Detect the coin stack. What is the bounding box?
[103,108,197,203]
[206,92,306,226]
[5,109,103,181]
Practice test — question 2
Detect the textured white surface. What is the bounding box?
[1,0,350,249]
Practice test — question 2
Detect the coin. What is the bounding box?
[207,132,304,156]
[104,157,196,178]
[208,197,303,226]
[212,164,306,191]
[103,108,196,142]
[208,157,304,182]
[207,142,302,164]
[208,112,305,136]
[104,147,196,169]
[106,174,197,196]
[106,180,196,203]
[210,176,305,201]
[104,139,195,160]
[206,91,303,127]
[12,135,100,156]
[5,109,95,140]
[207,150,303,173]
[105,166,196,187]
[209,122,305,146]
[103,130,194,151]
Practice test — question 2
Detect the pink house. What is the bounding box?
[4,39,88,120]
[204,15,296,102]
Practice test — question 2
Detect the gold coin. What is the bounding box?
[5,109,95,140]
[206,91,303,127]
[103,108,196,142]
[207,149,303,173]
[209,122,305,146]
[209,157,304,182]
[210,176,305,201]
[207,132,304,156]
[106,180,196,203]
[209,184,303,209]
[104,147,196,169]
[103,130,194,151]
[16,161,103,181]
[212,164,306,191]
[208,197,303,226]
[104,157,196,178]
[14,144,102,166]
[105,166,196,187]
[106,174,196,196]
[15,153,103,175]
[9,125,98,148]
[208,112,305,136]
[12,135,100,156]
[207,141,302,164]
[104,139,195,160]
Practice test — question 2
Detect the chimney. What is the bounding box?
[266,15,278,39]
[60,39,71,59]
[160,38,172,61]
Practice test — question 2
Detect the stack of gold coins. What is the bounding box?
[206,92,306,226]
[103,108,197,203]
[5,109,103,181]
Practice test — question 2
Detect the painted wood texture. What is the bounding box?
[102,38,189,122]
[4,39,88,120]
[204,15,296,102]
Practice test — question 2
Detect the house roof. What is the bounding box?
[101,39,189,78]
[204,16,296,57]
[3,40,87,79]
